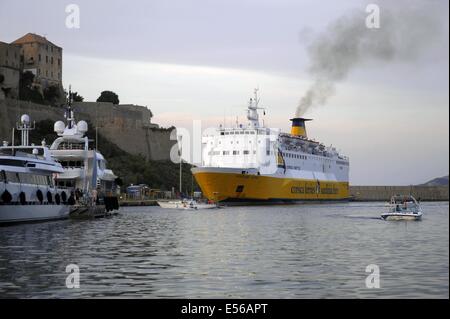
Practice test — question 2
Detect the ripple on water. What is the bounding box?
[0,202,448,298]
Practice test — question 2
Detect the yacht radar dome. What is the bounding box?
[21,114,30,125]
[54,121,65,134]
[77,121,88,134]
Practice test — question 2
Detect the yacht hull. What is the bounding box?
[381,212,423,221]
[0,205,70,224]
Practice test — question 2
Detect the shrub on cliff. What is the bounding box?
[97,90,119,104]
[18,71,44,104]
[43,85,61,105]
[71,91,84,102]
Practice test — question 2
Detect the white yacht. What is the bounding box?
[49,99,119,218]
[381,195,423,221]
[0,115,70,224]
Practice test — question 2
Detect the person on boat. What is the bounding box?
[91,188,98,206]
[396,204,401,212]
[75,188,82,201]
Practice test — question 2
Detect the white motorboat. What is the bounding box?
[157,200,186,209]
[381,195,423,221]
[0,115,70,224]
[158,199,217,210]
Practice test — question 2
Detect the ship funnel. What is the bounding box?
[290,118,312,137]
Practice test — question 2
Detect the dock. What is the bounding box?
[119,199,159,206]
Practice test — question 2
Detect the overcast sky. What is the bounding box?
[1,0,448,185]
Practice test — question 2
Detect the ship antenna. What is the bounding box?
[66,85,76,129]
[254,87,260,107]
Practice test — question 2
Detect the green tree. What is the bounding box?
[97,90,119,104]
[43,85,61,104]
[20,71,35,88]
[19,71,44,104]
[70,91,84,102]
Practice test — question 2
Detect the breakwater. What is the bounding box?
[350,186,449,201]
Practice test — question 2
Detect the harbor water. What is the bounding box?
[0,202,448,298]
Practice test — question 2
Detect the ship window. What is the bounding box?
[225,132,229,135]
[233,151,239,155]
[235,185,244,193]
[240,131,244,134]
[220,132,224,135]
[250,131,255,134]
[223,151,230,155]
[243,150,250,155]
[245,131,249,134]
[266,150,270,155]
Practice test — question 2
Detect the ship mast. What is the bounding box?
[247,88,265,128]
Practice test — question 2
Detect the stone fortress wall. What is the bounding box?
[0,98,176,161]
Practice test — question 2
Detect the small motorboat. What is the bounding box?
[182,199,217,210]
[381,195,423,221]
[158,199,218,210]
[157,200,185,209]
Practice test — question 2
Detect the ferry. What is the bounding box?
[192,89,350,204]
[0,115,70,223]
[49,96,120,217]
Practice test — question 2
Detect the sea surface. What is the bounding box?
[0,202,448,298]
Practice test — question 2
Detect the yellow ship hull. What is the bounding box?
[192,168,350,203]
